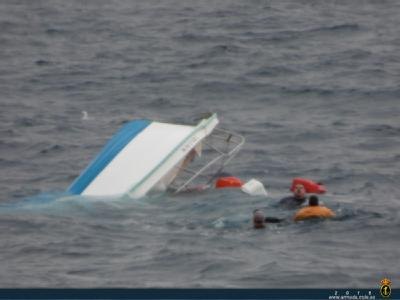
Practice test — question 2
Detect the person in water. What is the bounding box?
[279,183,307,208]
[293,195,335,221]
[253,209,283,229]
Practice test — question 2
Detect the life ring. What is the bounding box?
[291,178,326,194]
[215,176,243,188]
[293,206,335,221]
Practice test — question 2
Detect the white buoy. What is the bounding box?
[241,179,268,197]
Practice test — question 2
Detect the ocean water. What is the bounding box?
[0,0,399,288]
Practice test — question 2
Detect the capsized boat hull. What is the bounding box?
[68,114,219,198]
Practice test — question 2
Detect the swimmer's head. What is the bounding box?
[293,184,306,199]
[253,209,265,229]
[309,195,319,206]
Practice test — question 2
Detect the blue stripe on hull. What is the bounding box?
[68,120,151,195]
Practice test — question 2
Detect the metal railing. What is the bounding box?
[169,128,245,194]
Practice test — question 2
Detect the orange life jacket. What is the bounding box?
[291,178,327,194]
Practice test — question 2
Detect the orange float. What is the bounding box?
[215,176,243,189]
[293,206,335,221]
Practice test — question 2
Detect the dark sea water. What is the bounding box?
[0,0,399,288]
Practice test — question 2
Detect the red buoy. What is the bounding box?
[291,178,326,194]
[215,176,243,189]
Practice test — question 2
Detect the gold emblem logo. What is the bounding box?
[380,278,391,298]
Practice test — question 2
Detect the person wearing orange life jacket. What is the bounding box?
[293,195,335,221]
